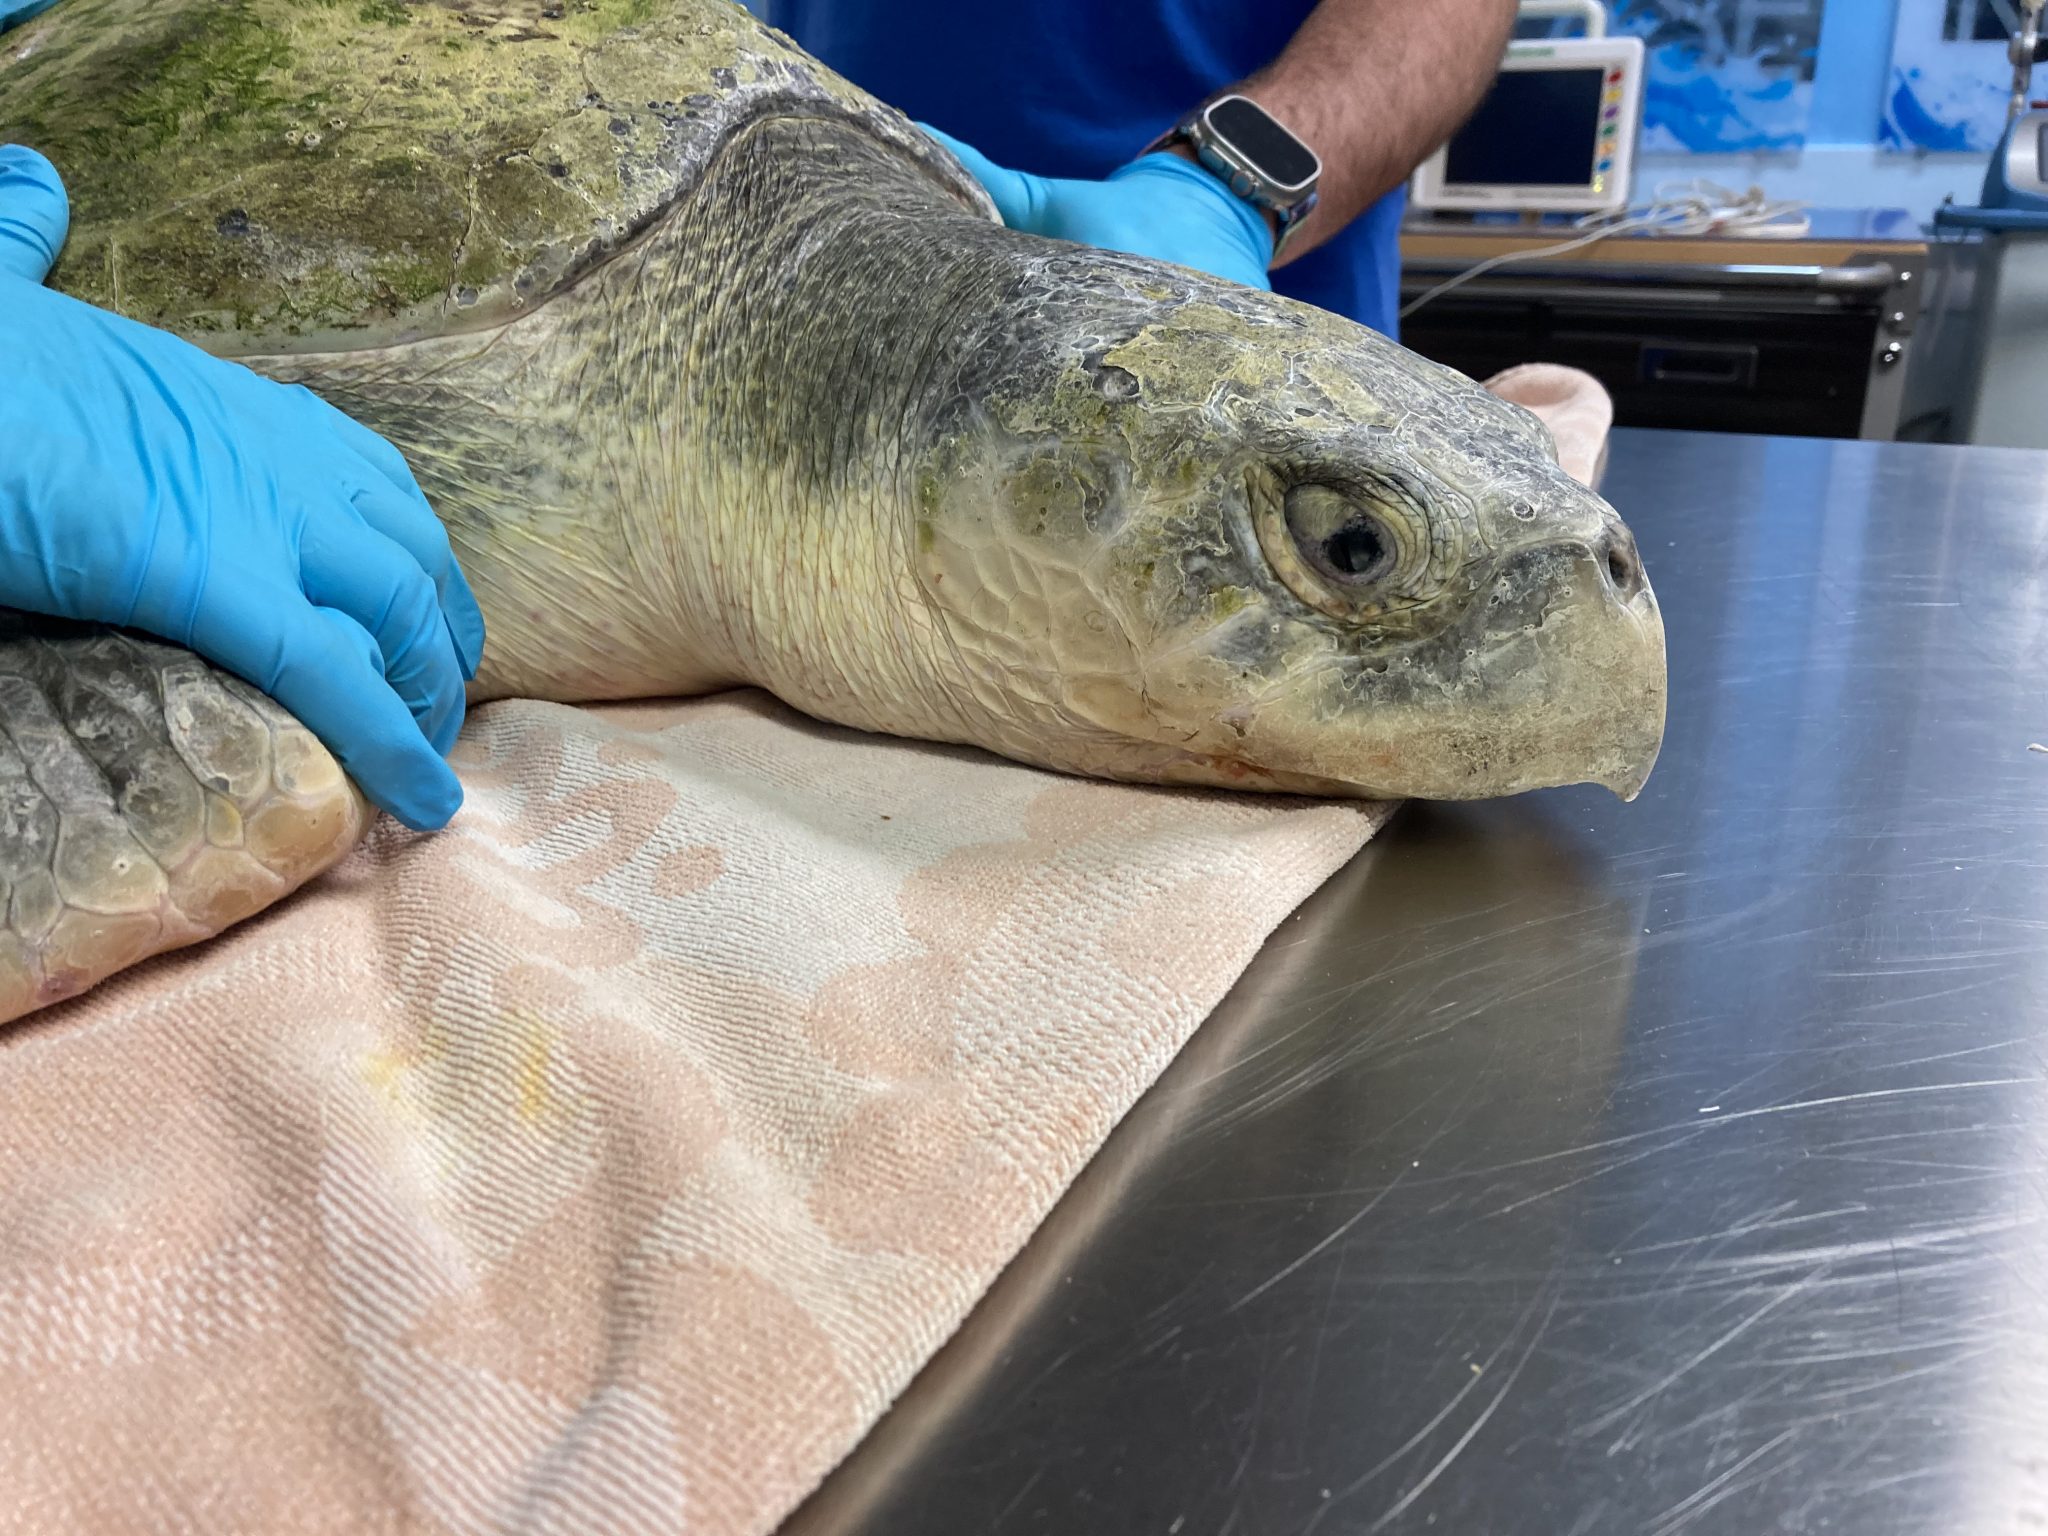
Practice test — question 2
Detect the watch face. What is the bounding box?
[1205,96,1319,192]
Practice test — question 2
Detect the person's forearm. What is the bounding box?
[1202,0,1521,264]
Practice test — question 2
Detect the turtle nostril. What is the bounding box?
[1597,527,1642,598]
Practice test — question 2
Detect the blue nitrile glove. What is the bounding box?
[0,145,485,831]
[922,125,1274,291]
[0,0,56,29]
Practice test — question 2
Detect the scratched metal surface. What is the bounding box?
[782,429,2048,1536]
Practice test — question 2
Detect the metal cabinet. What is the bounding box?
[1399,212,1927,440]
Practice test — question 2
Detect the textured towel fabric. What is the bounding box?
[0,696,1386,1536]
[0,370,1610,1536]
[1484,362,1616,492]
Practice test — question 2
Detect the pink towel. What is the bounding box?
[0,367,1611,1536]
[1485,361,1615,491]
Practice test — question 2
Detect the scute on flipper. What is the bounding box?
[0,612,371,1026]
[0,0,987,354]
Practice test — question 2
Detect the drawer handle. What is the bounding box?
[1640,343,1759,387]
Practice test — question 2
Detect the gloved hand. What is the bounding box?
[921,125,1274,291]
[0,145,484,831]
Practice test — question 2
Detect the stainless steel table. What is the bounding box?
[786,429,2048,1536]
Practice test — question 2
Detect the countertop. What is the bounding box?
[786,428,2048,1536]
[1401,209,1928,273]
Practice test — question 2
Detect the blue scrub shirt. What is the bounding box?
[764,0,1406,338]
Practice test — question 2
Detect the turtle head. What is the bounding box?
[911,255,1666,801]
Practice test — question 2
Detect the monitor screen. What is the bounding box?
[1444,67,1607,188]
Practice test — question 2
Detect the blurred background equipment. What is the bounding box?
[1409,1,1647,218]
[1396,0,2046,443]
[1915,0,2048,446]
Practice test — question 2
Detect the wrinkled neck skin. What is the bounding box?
[253,111,1027,745]
[255,111,1664,803]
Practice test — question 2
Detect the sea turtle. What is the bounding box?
[0,0,1666,1025]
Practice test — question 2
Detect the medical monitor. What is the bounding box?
[1410,35,1646,216]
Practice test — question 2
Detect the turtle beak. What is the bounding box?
[1220,529,1670,804]
[1461,520,1668,805]
[1599,655,1666,803]
[1592,557,1667,803]
[1518,556,1667,805]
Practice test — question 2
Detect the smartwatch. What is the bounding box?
[1145,95,1322,264]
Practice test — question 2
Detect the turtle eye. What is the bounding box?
[1286,485,1395,587]
[1250,471,1439,624]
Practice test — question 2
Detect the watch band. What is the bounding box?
[1142,95,1322,264]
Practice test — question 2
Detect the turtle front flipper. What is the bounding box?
[0,616,371,1026]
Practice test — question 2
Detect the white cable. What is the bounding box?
[1400,179,1812,321]
[1398,209,1668,319]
